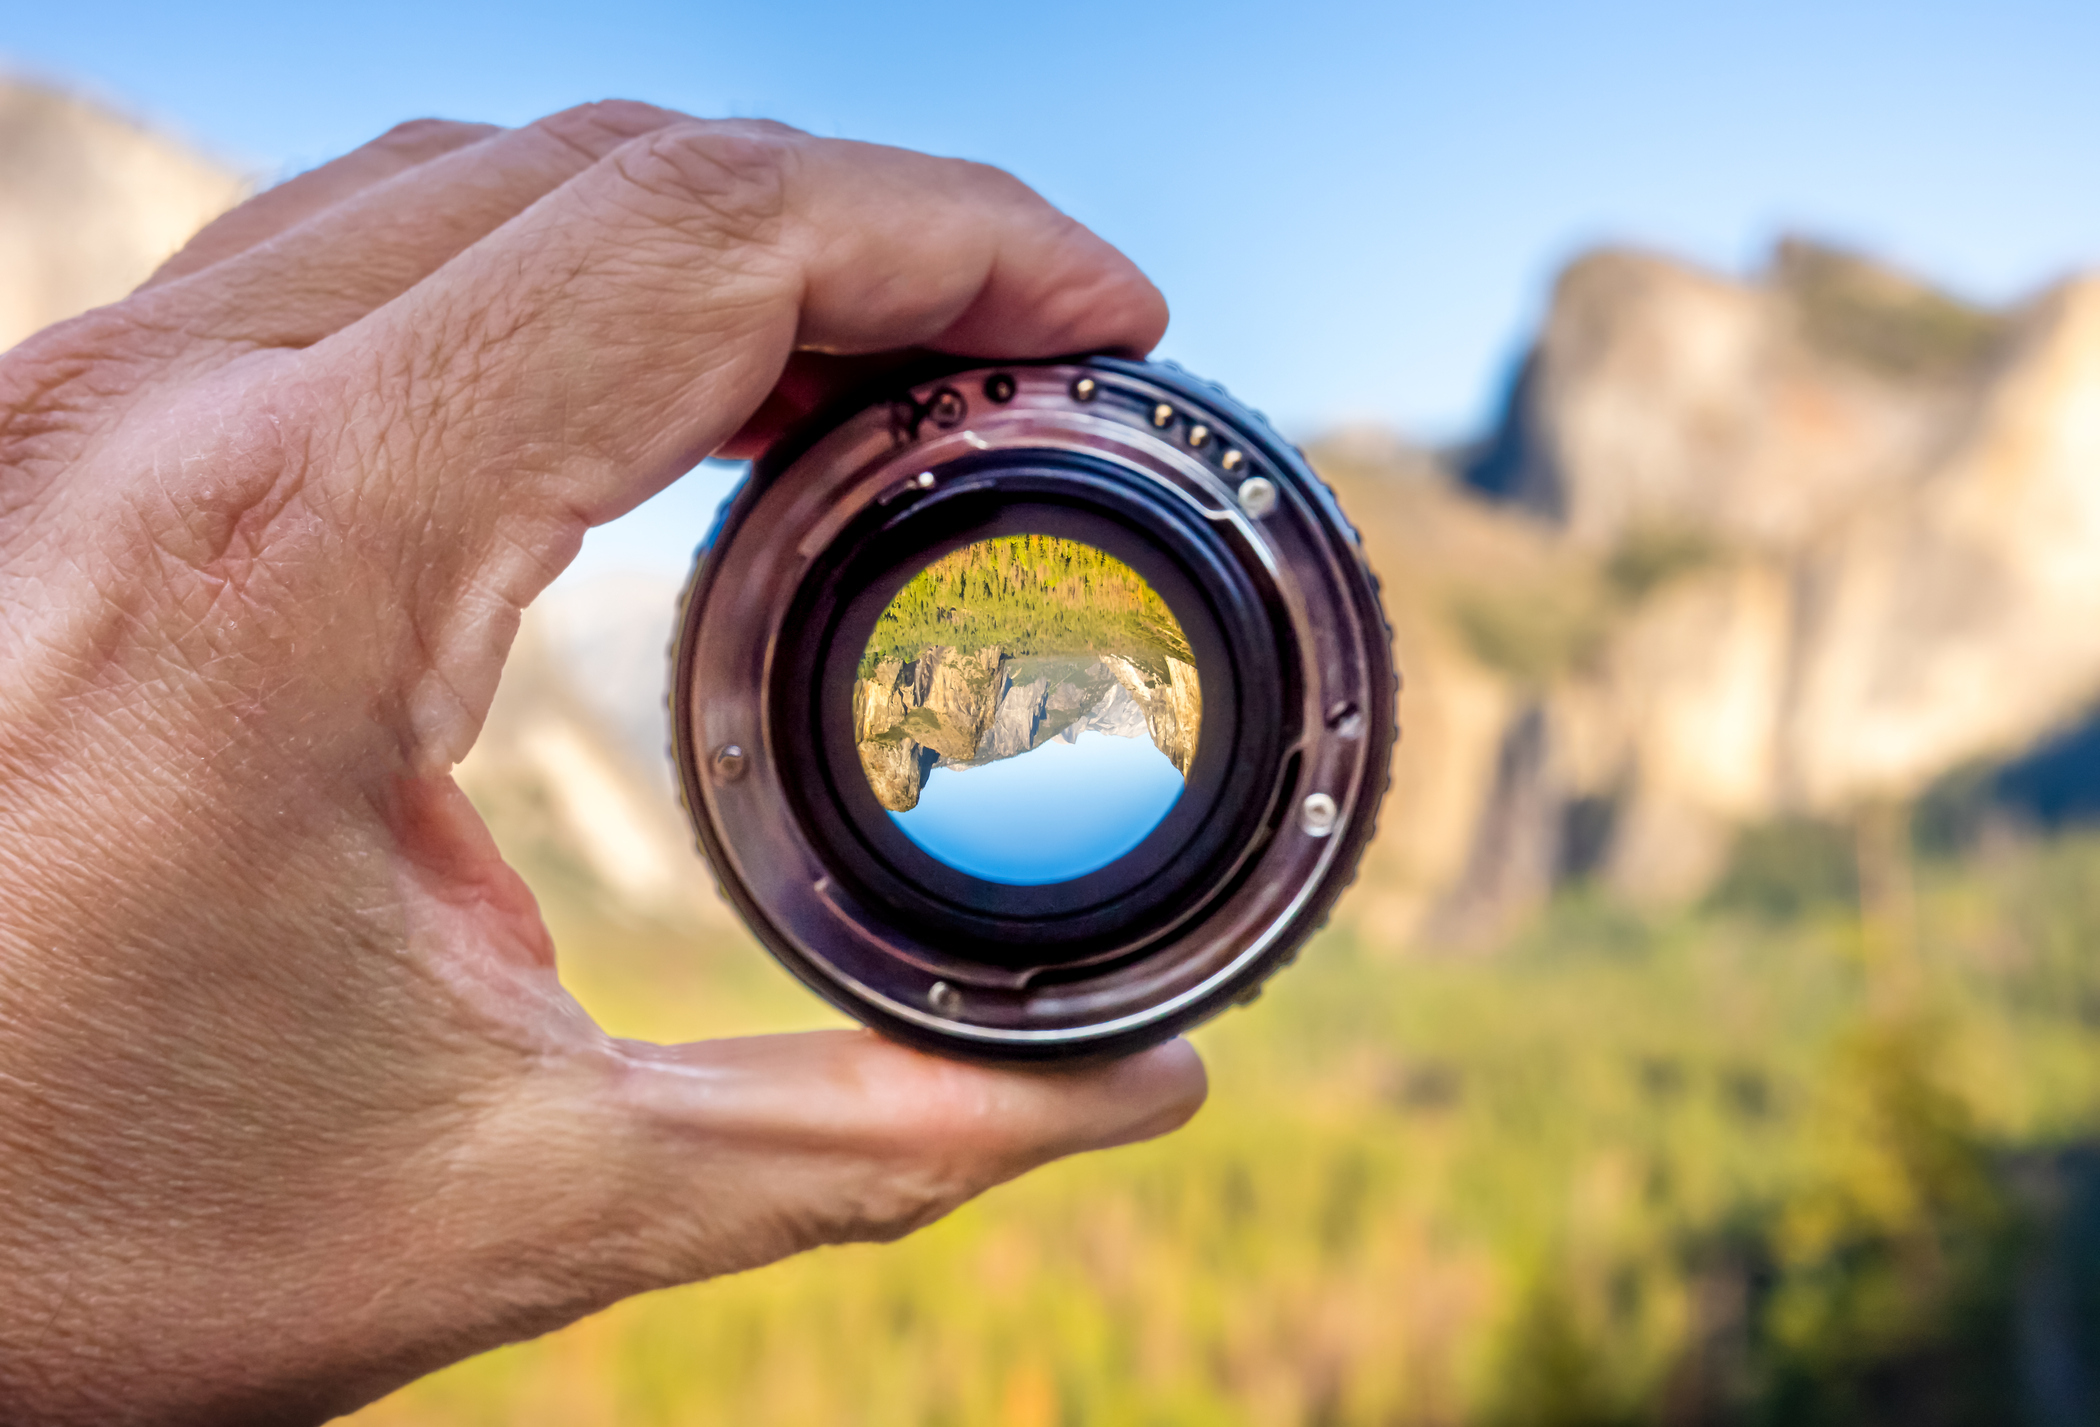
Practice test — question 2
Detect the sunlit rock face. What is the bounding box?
[1495,247,2100,829]
[849,535,1202,819]
[1471,241,2012,553]
[853,646,1202,813]
[1335,237,2100,942]
[0,79,248,350]
[1782,277,2100,809]
[1106,654,1202,778]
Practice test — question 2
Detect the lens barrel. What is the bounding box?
[671,357,1396,1061]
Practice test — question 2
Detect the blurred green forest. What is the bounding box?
[862,535,1193,678]
[348,819,2100,1426]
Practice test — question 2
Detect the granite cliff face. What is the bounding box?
[1329,239,2100,945]
[0,80,247,350]
[854,646,1201,812]
[1104,652,1202,775]
[1464,242,2006,550]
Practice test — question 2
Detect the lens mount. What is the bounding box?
[671,357,1395,1061]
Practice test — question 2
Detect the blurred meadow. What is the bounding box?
[8,2,2100,1421]
[350,824,2100,1426]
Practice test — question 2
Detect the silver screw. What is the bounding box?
[1300,792,1338,838]
[928,980,962,1015]
[1071,376,1098,402]
[1326,701,1365,739]
[1151,402,1175,428]
[712,744,748,782]
[1237,476,1279,518]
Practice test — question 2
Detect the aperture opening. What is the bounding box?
[854,534,1203,886]
[771,449,1293,967]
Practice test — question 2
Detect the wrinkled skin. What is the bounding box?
[0,103,1203,1425]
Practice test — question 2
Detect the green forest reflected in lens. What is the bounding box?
[853,536,1202,885]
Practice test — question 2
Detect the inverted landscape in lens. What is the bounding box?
[852,535,1203,885]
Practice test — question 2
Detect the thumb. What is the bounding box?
[545,1029,1207,1288]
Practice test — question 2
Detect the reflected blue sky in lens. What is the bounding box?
[890,731,1184,885]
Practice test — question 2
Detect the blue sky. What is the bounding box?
[893,731,1186,885]
[10,0,2097,447]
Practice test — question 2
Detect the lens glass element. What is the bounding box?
[852,535,1203,885]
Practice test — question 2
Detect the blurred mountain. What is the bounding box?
[454,579,736,931]
[0,78,248,348]
[1329,239,2100,943]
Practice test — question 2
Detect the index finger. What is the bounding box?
[143,118,501,288]
[312,119,1166,528]
[291,121,1166,767]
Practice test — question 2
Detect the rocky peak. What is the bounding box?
[1463,241,2016,552]
[854,646,1202,813]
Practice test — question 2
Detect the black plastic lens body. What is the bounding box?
[671,357,1396,1061]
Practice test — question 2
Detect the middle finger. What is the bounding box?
[137,100,690,358]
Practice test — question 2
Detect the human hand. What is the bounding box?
[0,102,1202,1425]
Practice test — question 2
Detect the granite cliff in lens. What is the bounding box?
[851,536,1201,812]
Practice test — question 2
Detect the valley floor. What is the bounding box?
[349,833,2100,1427]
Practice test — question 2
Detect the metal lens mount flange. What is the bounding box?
[670,356,1396,1061]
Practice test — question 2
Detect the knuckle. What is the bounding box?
[708,116,812,146]
[130,377,316,591]
[0,309,188,502]
[938,155,1044,215]
[376,116,455,142]
[532,99,684,156]
[610,120,795,248]
[964,157,1034,199]
[373,116,494,156]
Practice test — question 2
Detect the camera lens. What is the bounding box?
[670,357,1395,1061]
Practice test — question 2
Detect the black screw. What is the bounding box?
[983,373,1016,403]
[929,387,966,427]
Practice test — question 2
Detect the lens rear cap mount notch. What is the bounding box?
[671,354,1396,1062]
